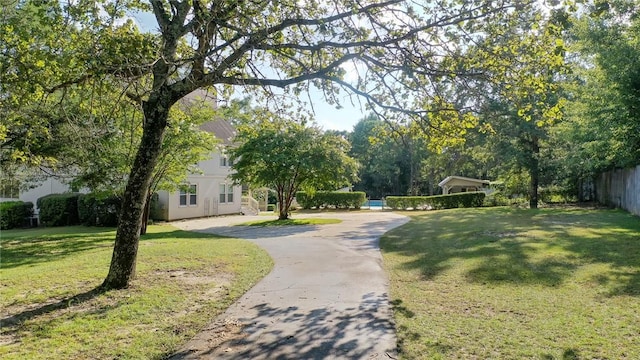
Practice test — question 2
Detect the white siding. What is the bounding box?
[19,178,77,215]
[156,150,242,221]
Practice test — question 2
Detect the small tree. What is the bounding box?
[230,115,358,220]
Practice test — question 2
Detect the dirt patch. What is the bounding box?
[170,318,248,358]
[163,270,232,287]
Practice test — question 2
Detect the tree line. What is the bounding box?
[343,1,639,205]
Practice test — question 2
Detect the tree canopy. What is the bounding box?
[230,114,358,220]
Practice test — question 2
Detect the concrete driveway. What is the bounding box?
[170,211,409,359]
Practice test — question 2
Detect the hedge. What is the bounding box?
[78,193,121,227]
[386,192,486,210]
[482,191,511,207]
[37,193,81,227]
[296,191,366,209]
[0,201,34,229]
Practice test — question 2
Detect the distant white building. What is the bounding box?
[438,176,491,194]
[154,119,243,221]
[17,176,79,210]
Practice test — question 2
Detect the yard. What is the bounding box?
[381,207,640,359]
[0,225,272,359]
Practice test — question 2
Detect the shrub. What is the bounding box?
[37,193,81,226]
[78,193,121,227]
[539,185,577,204]
[267,204,275,212]
[149,193,163,221]
[296,191,366,209]
[268,190,278,205]
[386,192,486,210]
[483,191,511,207]
[0,201,34,229]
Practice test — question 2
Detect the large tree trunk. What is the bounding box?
[277,188,289,220]
[101,97,170,289]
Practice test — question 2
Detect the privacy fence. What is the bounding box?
[596,164,640,216]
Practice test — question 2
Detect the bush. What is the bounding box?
[539,185,577,204]
[296,191,366,209]
[149,193,163,221]
[78,193,121,227]
[267,204,275,212]
[37,193,81,227]
[268,190,278,205]
[386,192,486,210]
[483,191,511,207]
[0,201,34,229]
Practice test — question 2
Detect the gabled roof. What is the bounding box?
[438,175,491,187]
[182,88,217,106]
[179,90,236,145]
[200,120,236,145]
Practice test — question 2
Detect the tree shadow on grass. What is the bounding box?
[1,227,229,269]
[1,228,116,269]
[0,285,107,333]
[1,227,238,350]
[382,207,640,295]
[541,348,582,360]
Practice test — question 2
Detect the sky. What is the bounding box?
[130,11,365,133]
[297,88,365,132]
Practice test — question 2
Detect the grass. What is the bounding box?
[0,225,273,359]
[236,217,342,226]
[381,207,640,359]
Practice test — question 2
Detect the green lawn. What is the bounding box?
[381,207,640,359]
[0,225,273,359]
[237,217,342,226]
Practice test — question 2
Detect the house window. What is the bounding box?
[219,184,227,203]
[227,184,234,203]
[219,184,234,203]
[180,184,197,206]
[189,184,197,205]
[220,155,228,167]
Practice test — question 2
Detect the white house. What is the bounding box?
[154,119,244,221]
[438,176,491,194]
[10,120,243,222]
[5,90,250,222]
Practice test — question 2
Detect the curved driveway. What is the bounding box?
[170,211,409,359]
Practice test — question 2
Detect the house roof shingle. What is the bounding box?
[200,120,236,145]
[180,90,236,145]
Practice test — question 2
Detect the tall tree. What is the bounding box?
[1,1,155,171]
[350,115,396,198]
[555,0,640,179]
[59,92,218,235]
[230,115,358,220]
[468,7,568,208]
[2,0,568,288]
[350,115,438,197]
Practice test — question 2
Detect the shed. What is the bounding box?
[438,176,491,195]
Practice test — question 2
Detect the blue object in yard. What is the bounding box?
[368,199,383,207]
[362,199,384,210]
